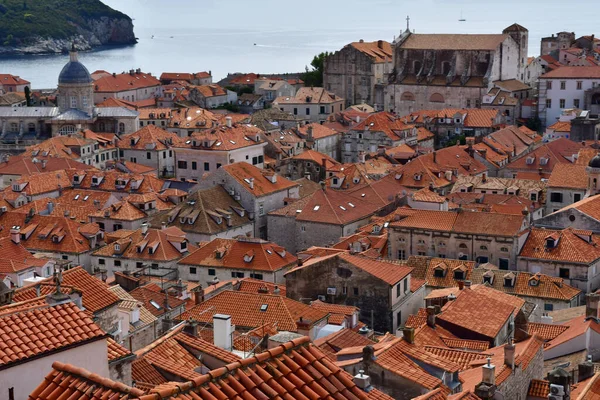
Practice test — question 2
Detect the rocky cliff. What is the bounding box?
[0,0,136,55]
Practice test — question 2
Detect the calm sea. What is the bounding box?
[0,0,596,89]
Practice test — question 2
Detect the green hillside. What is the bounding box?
[0,0,130,45]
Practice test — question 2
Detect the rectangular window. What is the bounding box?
[550,192,563,203]
[146,152,151,159]
[62,255,68,260]
[574,99,580,108]
[560,99,566,108]
[98,258,105,265]
[396,284,401,297]
[189,267,197,274]
[544,303,554,311]
[577,81,583,90]
[396,311,402,327]
[114,260,121,267]
[306,108,310,116]
[259,203,264,216]
[252,156,258,165]
[546,99,552,109]
[403,278,408,293]
[560,81,566,90]
[320,106,325,114]
[499,258,509,270]
[216,163,221,169]
[163,152,166,159]
[70,96,77,108]
[353,287,359,296]
[250,273,264,280]
[9,387,14,400]
[178,161,187,169]
[231,271,245,278]
[574,193,582,202]
[204,162,210,171]
[418,251,426,256]
[559,268,570,279]
[398,250,406,260]
[547,81,552,90]
[208,269,216,276]
[191,161,197,170]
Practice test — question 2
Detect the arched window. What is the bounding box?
[459,243,468,249]
[118,122,125,133]
[480,245,488,251]
[414,61,422,74]
[430,93,445,103]
[58,125,77,135]
[401,92,415,101]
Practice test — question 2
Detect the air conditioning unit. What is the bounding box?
[317,295,326,301]
[550,385,565,397]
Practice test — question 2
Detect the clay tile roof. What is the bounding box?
[107,337,134,362]
[117,124,184,151]
[174,332,241,364]
[310,300,358,316]
[424,346,492,370]
[179,290,328,332]
[13,266,119,313]
[548,163,588,189]
[94,71,160,93]
[549,120,572,132]
[527,322,569,341]
[412,187,447,203]
[519,227,600,264]
[291,149,339,168]
[337,253,412,285]
[178,237,297,272]
[541,66,600,79]
[130,285,185,317]
[0,302,105,368]
[350,40,393,63]
[132,357,167,386]
[528,379,550,398]
[401,34,509,51]
[222,162,298,197]
[313,328,374,360]
[237,277,287,296]
[437,289,516,339]
[29,361,146,399]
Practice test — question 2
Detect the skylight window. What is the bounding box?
[244,178,251,184]
[348,203,355,208]
[74,194,80,200]
[339,206,346,211]
[260,304,268,312]
[266,249,272,254]
[229,140,236,144]
[149,300,162,309]
[313,205,320,211]
[83,195,89,201]
[216,142,222,146]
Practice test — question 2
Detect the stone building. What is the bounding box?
[540,31,576,57]
[384,23,528,116]
[285,252,424,332]
[324,40,393,109]
[273,87,345,123]
[0,48,139,140]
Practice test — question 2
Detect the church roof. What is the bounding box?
[401,34,510,51]
[58,51,93,85]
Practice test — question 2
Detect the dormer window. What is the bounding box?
[540,157,549,166]
[414,174,422,181]
[546,238,555,248]
[526,156,535,165]
[181,241,187,250]
[504,277,513,287]
[454,270,465,280]
[483,274,494,284]
[115,243,121,252]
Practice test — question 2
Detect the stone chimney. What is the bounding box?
[504,338,516,369]
[141,222,148,235]
[402,326,415,344]
[307,125,313,141]
[225,116,232,128]
[482,357,496,385]
[213,314,232,351]
[586,293,600,321]
[183,318,200,337]
[464,280,472,289]
[475,358,497,400]
[10,226,20,244]
[578,356,595,383]
[273,285,281,295]
[426,306,436,328]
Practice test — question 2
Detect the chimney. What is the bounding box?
[432,151,437,164]
[541,313,553,325]
[578,356,595,382]
[402,326,415,344]
[161,221,167,230]
[585,293,600,321]
[504,338,516,369]
[482,173,487,183]
[10,226,20,244]
[183,319,200,337]
[354,370,371,391]
[482,357,496,385]
[248,178,254,190]
[225,215,232,227]
[307,125,313,140]
[426,306,436,328]
[213,314,232,351]
[464,280,472,289]
[41,159,47,169]
[358,151,366,164]
[273,285,281,295]
[225,116,232,128]
[141,222,148,235]
[458,281,464,290]
[194,287,204,305]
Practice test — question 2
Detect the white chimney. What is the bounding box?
[504,339,516,369]
[141,222,149,235]
[482,358,495,385]
[225,116,232,128]
[541,313,553,325]
[354,370,371,391]
[213,314,232,351]
[248,178,254,190]
[10,226,20,244]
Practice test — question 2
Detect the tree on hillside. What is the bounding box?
[302,52,330,87]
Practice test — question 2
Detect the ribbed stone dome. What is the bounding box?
[58,50,92,85]
[589,153,600,168]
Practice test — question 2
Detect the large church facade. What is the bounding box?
[0,48,138,141]
[381,23,529,116]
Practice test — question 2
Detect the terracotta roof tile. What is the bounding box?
[132,357,168,386]
[107,337,134,362]
[174,332,241,364]
[549,163,588,189]
[130,285,186,317]
[528,379,550,398]
[505,137,583,173]
[541,66,600,79]
[94,71,160,93]
[313,328,374,360]
[520,227,600,263]
[424,346,492,370]
[350,40,393,63]
[528,322,569,341]
[236,277,287,296]
[221,162,298,197]
[0,302,105,368]
[274,87,343,105]
[401,34,509,51]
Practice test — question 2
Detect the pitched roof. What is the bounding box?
[504,138,583,173]
[519,227,600,264]
[351,111,416,141]
[0,73,30,86]
[549,120,572,132]
[179,290,328,332]
[175,123,264,151]
[274,87,343,105]
[401,33,509,51]
[117,125,184,150]
[349,40,393,63]
[0,302,105,369]
[179,237,296,272]
[221,162,298,197]
[236,277,287,296]
[130,285,186,317]
[29,361,146,399]
[94,71,161,92]
[313,328,374,360]
[541,66,600,79]
[0,155,95,176]
[107,337,134,363]
[14,267,120,313]
[548,163,588,189]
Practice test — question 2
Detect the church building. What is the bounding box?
[0,47,139,141]
[383,21,528,116]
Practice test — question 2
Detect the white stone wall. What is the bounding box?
[539,77,599,127]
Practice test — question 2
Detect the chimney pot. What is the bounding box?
[464,280,472,288]
[426,306,436,328]
[402,326,415,344]
[458,281,464,290]
[213,314,232,351]
[482,357,496,385]
[354,370,371,390]
[10,226,20,244]
[504,338,516,369]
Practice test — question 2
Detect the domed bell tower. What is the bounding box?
[587,153,600,196]
[57,44,94,116]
